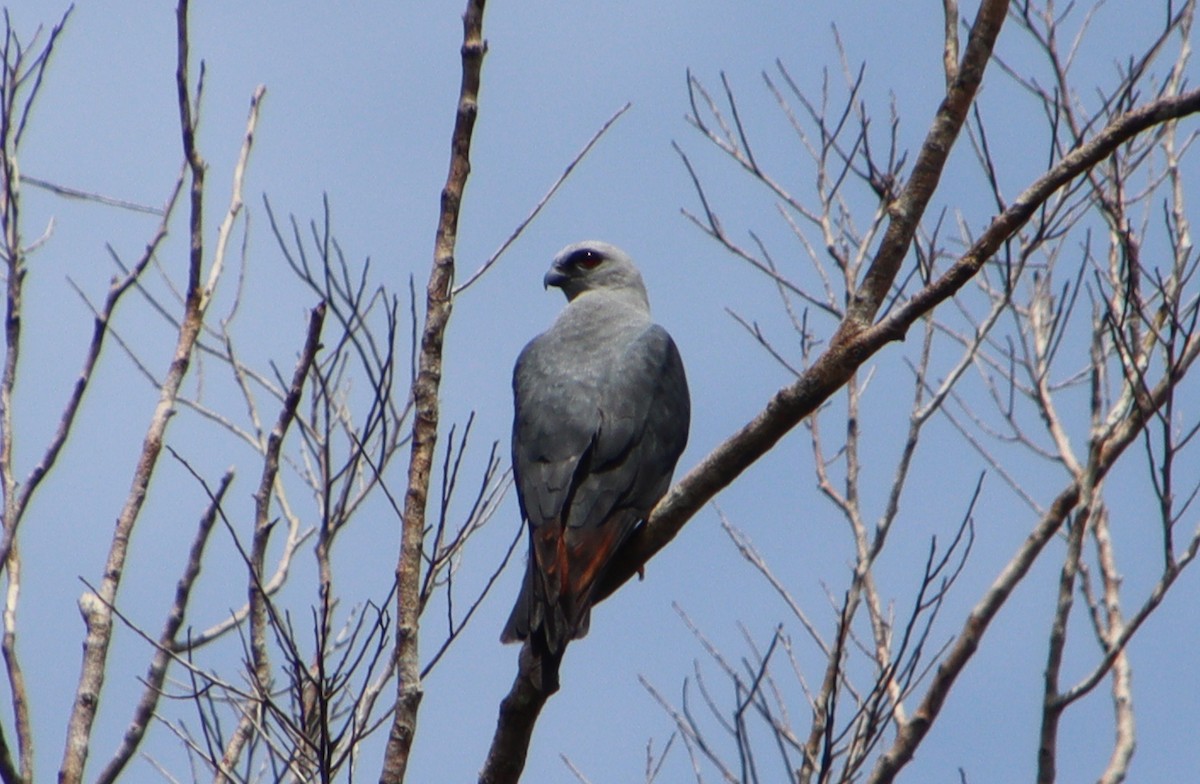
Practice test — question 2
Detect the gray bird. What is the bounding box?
[501,241,690,689]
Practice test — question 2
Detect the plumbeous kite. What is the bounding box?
[501,241,690,689]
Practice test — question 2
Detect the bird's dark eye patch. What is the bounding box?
[567,249,605,270]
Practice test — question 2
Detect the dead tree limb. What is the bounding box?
[379,1,487,781]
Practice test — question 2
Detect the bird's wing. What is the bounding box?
[564,323,689,532]
[506,320,689,650]
[505,329,602,649]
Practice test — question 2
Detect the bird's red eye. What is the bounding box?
[569,249,604,270]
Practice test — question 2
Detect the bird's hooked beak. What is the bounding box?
[543,265,568,290]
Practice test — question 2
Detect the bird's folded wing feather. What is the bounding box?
[514,321,689,561]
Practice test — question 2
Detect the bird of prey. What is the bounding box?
[501,241,690,690]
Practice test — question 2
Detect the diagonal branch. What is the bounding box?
[597,85,1200,606]
[847,0,1009,330]
[865,328,1200,784]
[93,470,234,784]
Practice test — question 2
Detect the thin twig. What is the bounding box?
[454,102,631,295]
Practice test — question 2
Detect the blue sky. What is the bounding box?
[6,1,1200,782]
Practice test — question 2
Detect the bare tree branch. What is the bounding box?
[597,85,1200,608]
[93,470,234,784]
[217,303,325,775]
[58,3,264,778]
[379,1,487,781]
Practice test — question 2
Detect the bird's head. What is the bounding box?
[544,241,649,306]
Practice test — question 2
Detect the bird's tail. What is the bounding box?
[501,555,591,692]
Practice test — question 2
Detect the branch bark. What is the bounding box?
[479,655,550,784]
[379,1,487,781]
